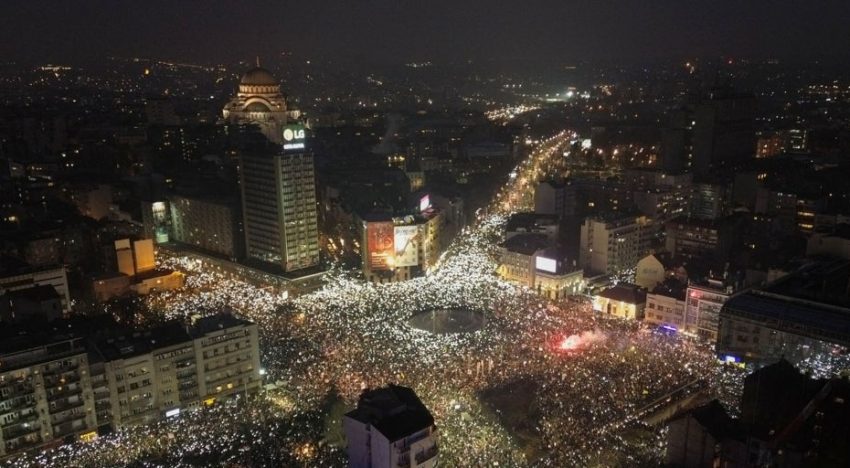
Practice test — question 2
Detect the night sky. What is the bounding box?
[2,0,849,64]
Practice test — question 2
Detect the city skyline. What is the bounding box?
[2,3,850,466]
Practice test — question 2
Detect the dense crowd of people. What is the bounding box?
[7,133,844,467]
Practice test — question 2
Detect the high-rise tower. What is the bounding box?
[227,64,319,272]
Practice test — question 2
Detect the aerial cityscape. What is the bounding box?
[1,1,850,467]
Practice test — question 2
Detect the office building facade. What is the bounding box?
[579,214,655,275]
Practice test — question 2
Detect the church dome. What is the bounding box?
[245,101,271,112]
[240,67,278,86]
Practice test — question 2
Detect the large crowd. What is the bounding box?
[7,132,844,467]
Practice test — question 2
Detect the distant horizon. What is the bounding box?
[3,53,850,71]
[2,0,848,67]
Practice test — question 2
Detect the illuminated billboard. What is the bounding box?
[419,194,431,212]
[535,256,557,273]
[393,225,419,267]
[282,124,306,152]
[367,221,395,270]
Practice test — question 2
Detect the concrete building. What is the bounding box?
[755,130,784,158]
[718,260,850,365]
[168,195,242,259]
[533,251,585,301]
[497,236,583,299]
[505,212,559,242]
[689,181,729,220]
[0,329,98,458]
[632,188,689,222]
[192,314,262,404]
[239,149,320,273]
[806,224,850,260]
[755,188,826,233]
[0,314,261,458]
[92,238,184,302]
[497,233,552,287]
[0,285,63,324]
[666,361,850,467]
[94,321,198,428]
[665,400,746,467]
[579,214,656,275]
[686,278,738,341]
[0,262,71,313]
[343,384,438,468]
[622,169,692,190]
[359,211,444,283]
[661,86,756,175]
[225,64,320,274]
[691,87,757,175]
[644,279,687,330]
[593,283,647,320]
[534,179,575,217]
[665,216,742,261]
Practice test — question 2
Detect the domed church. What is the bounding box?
[222,60,301,144]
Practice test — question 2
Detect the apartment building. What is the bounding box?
[0,314,261,459]
[579,214,657,275]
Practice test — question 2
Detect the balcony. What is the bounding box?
[42,363,80,377]
[415,445,439,465]
[43,371,81,387]
[51,407,88,426]
[1,411,39,430]
[0,381,35,399]
[2,420,40,440]
[53,419,88,438]
[47,385,82,401]
[0,395,36,413]
[50,397,85,415]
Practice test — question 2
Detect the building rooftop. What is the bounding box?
[134,268,181,281]
[192,313,254,337]
[92,321,192,361]
[722,261,850,345]
[586,211,646,226]
[3,284,60,302]
[763,259,850,308]
[670,399,743,442]
[506,212,559,232]
[0,256,63,277]
[597,283,647,304]
[813,223,850,240]
[345,384,435,442]
[651,278,687,301]
[502,233,552,256]
[724,292,850,344]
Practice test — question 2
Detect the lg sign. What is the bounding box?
[283,125,306,151]
[283,127,305,142]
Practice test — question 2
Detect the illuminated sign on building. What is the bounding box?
[282,124,306,151]
[535,256,557,273]
[367,222,395,270]
[151,201,170,244]
[419,194,431,212]
[393,225,419,267]
[165,408,181,418]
